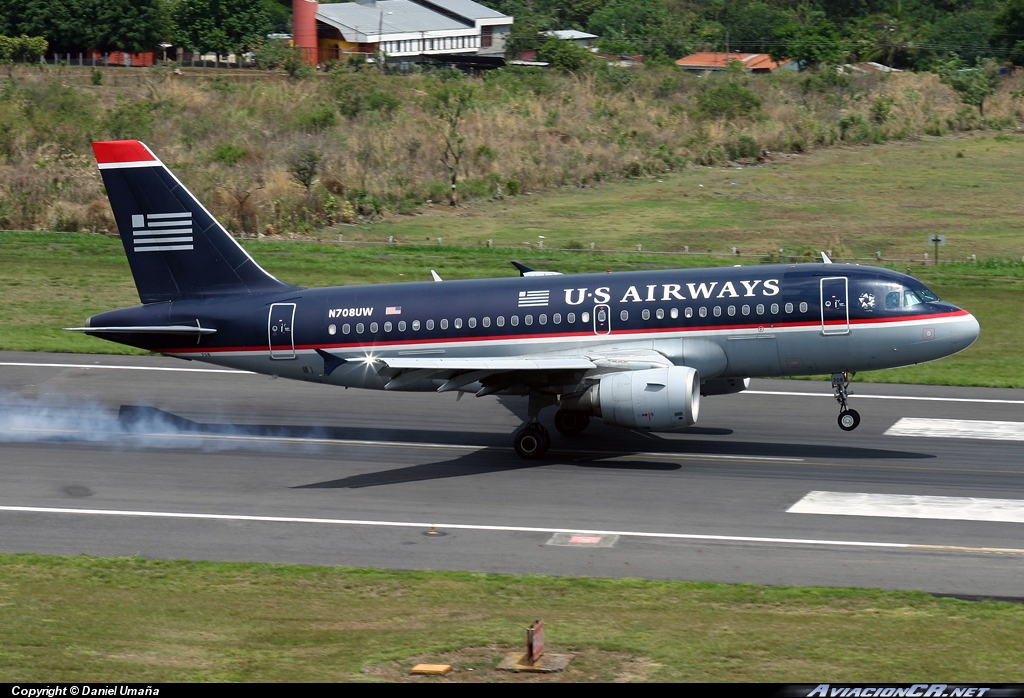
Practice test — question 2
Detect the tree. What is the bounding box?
[934,55,1000,123]
[2,0,168,53]
[769,15,847,69]
[425,80,476,207]
[992,0,1024,66]
[537,38,594,72]
[173,0,271,59]
[287,145,323,219]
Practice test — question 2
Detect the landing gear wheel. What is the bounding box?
[838,409,861,431]
[553,409,590,436]
[514,425,550,459]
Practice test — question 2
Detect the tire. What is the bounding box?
[838,409,861,431]
[554,409,590,436]
[514,426,550,459]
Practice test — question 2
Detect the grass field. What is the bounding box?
[1,554,1023,682]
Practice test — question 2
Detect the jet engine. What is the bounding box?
[560,366,700,430]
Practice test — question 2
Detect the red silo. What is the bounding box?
[293,0,319,65]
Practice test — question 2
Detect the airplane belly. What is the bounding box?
[776,327,850,375]
[725,334,782,377]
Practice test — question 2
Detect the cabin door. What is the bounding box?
[268,303,296,359]
[820,277,850,336]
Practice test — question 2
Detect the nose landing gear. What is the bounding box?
[832,372,860,431]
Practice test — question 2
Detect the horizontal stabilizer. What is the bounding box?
[64,326,217,335]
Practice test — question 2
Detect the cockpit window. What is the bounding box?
[885,284,940,310]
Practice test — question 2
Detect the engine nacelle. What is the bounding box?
[562,366,700,431]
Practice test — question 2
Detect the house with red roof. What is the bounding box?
[675,52,797,74]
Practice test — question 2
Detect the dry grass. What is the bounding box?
[3,64,1024,236]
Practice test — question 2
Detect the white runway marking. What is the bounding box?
[789,491,1024,524]
[884,417,1024,441]
[0,361,249,374]
[746,390,1024,406]
[4,361,1023,405]
[0,426,802,462]
[1,504,1020,554]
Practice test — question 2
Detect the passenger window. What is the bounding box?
[741,305,750,316]
[656,308,664,320]
[582,311,590,323]
[567,312,576,323]
[672,308,680,319]
[342,324,351,334]
[756,304,764,315]
[356,323,365,333]
[497,316,505,327]
[553,313,561,324]
[799,302,808,313]
[785,303,794,313]
[713,306,722,317]
[398,321,406,331]
[771,303,779,314]
[684,307,692,318]
[468,317,477,328]
[426,319,435,330]
[328,324,337,335]
[482,317,491,328]
[384,322,392,332]
[511,316,520,326]
[727,306,736,317]
[440,319,448,330]
[538,314,547,325]
[370,322,378,333]
[524,315,533,326]
[699,307,707,318]
[455,318,463,329]
[642,309,651,320]
[620,310,629,321]
[412,320,420,331]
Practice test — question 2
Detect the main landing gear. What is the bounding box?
[831,372,860,431]
[513,394,592,459]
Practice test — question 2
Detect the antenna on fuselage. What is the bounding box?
[431,270,443,282]
[821,251,833,264]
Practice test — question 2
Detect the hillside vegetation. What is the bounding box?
[3,63,1024,237]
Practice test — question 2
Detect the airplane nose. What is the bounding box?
[950,312,980,352]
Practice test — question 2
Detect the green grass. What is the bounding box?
[2,232,1021,386]
[2,554,1023,682]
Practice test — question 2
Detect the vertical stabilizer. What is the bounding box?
[93,140,296,303]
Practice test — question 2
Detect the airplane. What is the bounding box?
[69,140,981,459]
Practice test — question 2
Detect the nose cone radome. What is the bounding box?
[950,312,980,353]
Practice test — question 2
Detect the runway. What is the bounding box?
[2,350,1024,597]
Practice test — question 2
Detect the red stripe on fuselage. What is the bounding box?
[153,309,971,355]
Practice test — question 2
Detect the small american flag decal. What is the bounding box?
[386,306,402,315]
[518,290,549,307]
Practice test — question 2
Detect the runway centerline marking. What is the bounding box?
[0,505,1021,556]
[789,491,1024,524]
[0,427,803,462]
[0,361,250,375]
[884,417,1024,441]
[745,390,1024,406]
[3,361,1022,405]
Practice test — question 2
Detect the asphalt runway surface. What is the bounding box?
[2,350,1023,597]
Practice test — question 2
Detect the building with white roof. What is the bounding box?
[295,0,513,62]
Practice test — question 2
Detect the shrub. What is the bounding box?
[694,79,762,120]
[104,99,155,141]
[296,105,337,132]
[211,143,247,166]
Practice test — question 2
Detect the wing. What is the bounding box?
[329,349,675,396]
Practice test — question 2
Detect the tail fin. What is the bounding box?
[92,140,296,303]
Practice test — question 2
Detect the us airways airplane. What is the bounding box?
[71,140,980,459]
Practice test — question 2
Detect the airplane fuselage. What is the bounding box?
[88,262,979,394]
